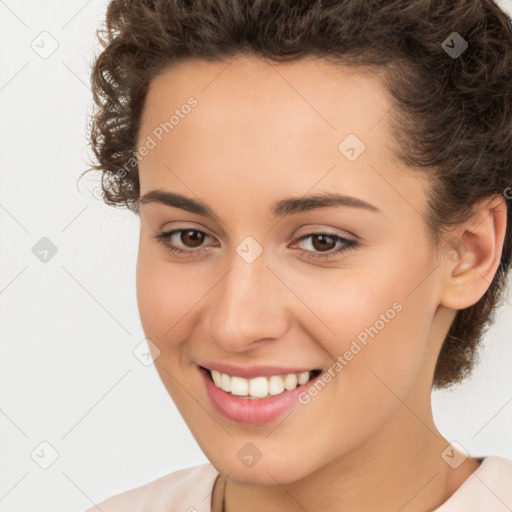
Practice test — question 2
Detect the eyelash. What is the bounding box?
[153,228,358,260]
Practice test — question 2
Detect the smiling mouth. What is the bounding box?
[200,366,322,399]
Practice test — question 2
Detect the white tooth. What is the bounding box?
[211,369,221,387]
[283,373,298,391]
[220,372,231,392]
[268,375,285,396]
[297,371,310,385]
[249,376,268,398]
[230,376,249,396]
[212,370,312,397]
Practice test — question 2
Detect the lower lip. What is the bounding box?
[199,367,321,424]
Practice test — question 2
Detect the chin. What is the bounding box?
[203,446,319,486]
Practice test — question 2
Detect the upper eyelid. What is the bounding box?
[158,221,357,239]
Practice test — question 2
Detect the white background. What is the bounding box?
[1,1,511,511]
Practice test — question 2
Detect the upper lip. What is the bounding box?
[199,362,321,379]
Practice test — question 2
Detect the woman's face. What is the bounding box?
[135,55,449,484]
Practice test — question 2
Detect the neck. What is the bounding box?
[218,397,480,512]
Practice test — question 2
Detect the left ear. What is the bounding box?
[439,194,508,310]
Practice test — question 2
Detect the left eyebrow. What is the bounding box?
[138,189,382,217]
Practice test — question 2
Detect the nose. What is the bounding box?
[205,250,290,353]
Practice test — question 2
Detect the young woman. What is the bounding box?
[82,0,512,510]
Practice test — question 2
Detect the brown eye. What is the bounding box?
[180,230,206,248]
[309,234,337,252]
[154,228,213,256]
[293,231,358,260]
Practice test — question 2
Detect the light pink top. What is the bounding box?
[82,455,512,511]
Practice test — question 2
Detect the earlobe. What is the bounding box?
[440,194,507,310]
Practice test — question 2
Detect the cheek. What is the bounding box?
[286,251,435,396]
[135,246,201,406]
[279,264,435,461]
[135,244,200,343]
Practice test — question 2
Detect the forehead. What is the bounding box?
[136,55,429,224]
[139,54,392,147]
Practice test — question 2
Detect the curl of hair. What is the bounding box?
[82,0,512,389]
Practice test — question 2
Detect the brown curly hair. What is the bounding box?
[83,0,512,389]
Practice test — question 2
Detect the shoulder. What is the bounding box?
[81,463,219,512]
[435,455,512,511]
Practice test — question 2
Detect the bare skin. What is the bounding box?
[134,54,506,511]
